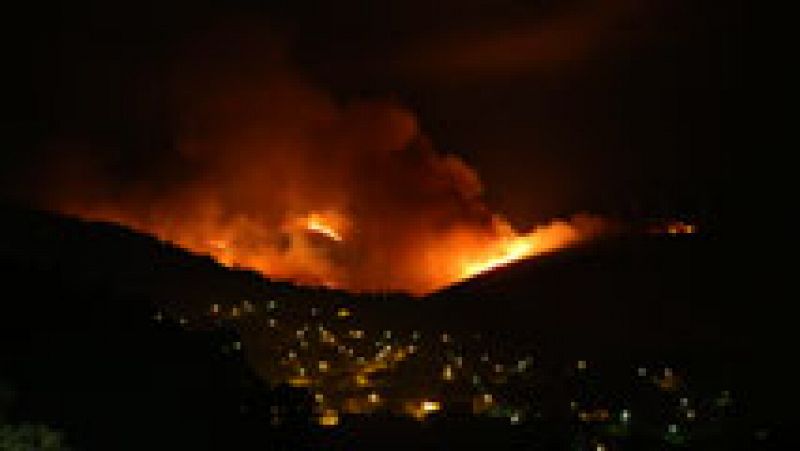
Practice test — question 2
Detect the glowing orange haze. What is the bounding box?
[40,31,605,295]
[56,202,603,295]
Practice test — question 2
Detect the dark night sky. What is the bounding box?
[4,0,746,228]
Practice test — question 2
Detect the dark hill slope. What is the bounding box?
[0,206,315,450]
[425,233,744,354]
[422,232,782,428]
[0,205,306,312]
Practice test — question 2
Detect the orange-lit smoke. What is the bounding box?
[39,27,605,295]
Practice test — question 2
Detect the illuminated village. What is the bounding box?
[135,220,755,448]
[0,203,774,449]
[151,261,747,449]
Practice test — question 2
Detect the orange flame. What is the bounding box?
[303,212,344,242]
[53,199,602,295]
[436,216,599,287]
[37,42,606,295]
[460,237,534,279]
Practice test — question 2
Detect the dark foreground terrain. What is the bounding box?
[0,205,785,449]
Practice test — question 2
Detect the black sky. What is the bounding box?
[4,0,746,228]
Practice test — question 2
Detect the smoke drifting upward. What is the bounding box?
[36,25,605,295]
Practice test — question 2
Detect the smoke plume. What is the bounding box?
[35,24,604,295]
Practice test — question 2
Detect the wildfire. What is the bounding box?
[459,236,536,279]
[304,213,343,242]
[39,43,605,295]
[53,201,603,295]
[449,216,602,285]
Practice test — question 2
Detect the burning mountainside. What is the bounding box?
[50,194,604,295]
[34,26,605,295]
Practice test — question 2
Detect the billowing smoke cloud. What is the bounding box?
[35,24,605,295]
